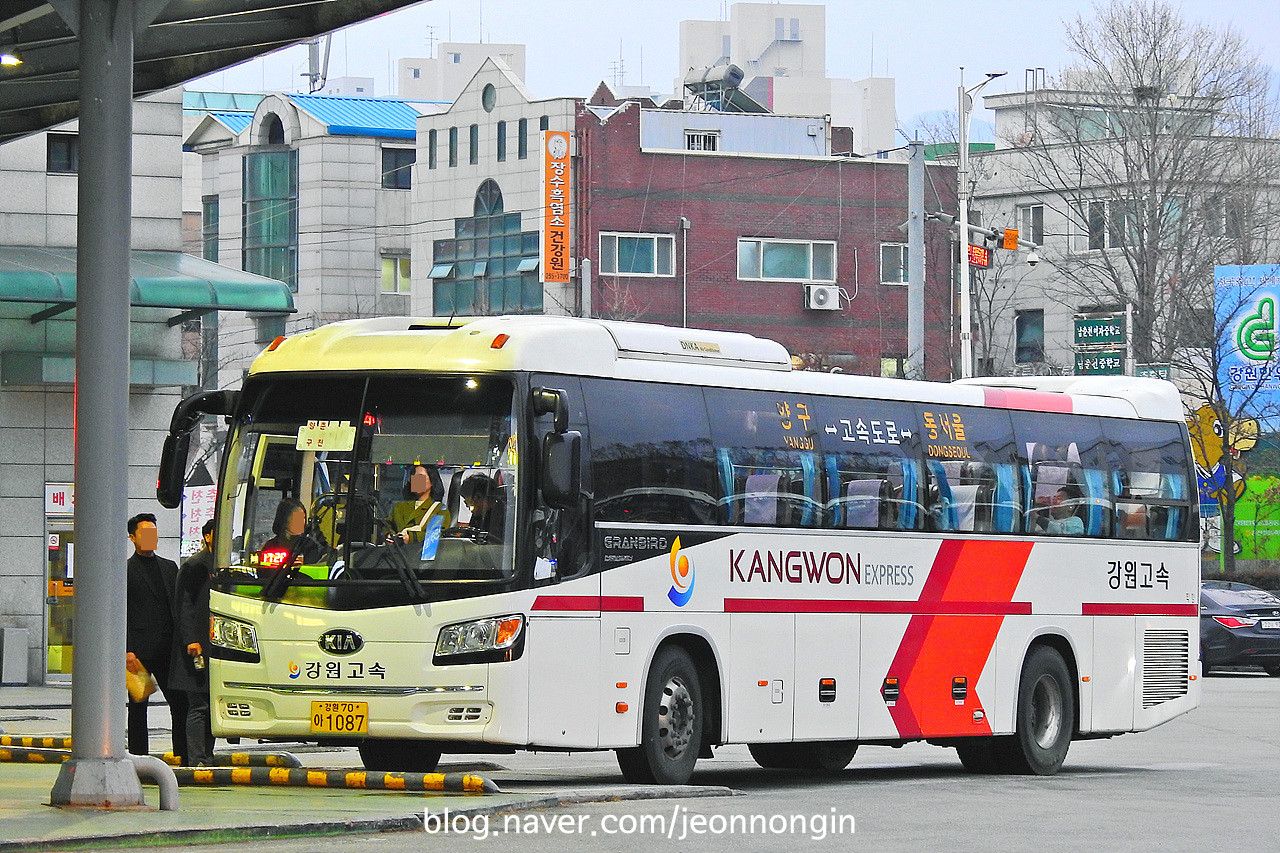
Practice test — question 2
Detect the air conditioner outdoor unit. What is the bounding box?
[804,283,841,311]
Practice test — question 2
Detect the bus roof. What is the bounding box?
[248,316,1186,423]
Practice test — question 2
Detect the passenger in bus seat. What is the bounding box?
[459,473,506,542]
[389,464,450,544]
[261,497,327,565]
[1040,486,1085,535]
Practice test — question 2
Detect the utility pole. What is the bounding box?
[907,140,925,380]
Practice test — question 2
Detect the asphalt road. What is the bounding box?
[145,671,1279,853]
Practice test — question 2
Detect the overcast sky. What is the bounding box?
[194,0,1280,135]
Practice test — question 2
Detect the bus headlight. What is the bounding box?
[434,615,524,665]
[210,614,259,659]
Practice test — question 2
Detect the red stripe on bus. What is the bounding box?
[982,387,1074,413]
[886,539,1035,739]
[723,599,1032,615]
[1082,603,1198,617]
[530,595,644,612]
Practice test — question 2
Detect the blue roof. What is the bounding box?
[209,111,254,134]
[290,94,438,140]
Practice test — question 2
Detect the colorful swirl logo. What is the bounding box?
[667,537,695,607]
[287,661,300,679]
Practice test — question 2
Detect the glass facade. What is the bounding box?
[242,150,298,290]
[432,180,541,315]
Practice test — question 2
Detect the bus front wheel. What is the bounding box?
[358,739,442,773]
[996,646,1074,775]
[617,646,704,785]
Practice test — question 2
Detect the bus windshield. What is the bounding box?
[216,373,518,608]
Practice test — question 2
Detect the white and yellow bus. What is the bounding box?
[159,316,1200,783]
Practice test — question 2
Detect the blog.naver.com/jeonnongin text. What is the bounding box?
[424,805,856,841]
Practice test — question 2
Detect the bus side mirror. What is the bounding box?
[532,387,569,434]
[157,432,191,509]
[156,389,239,509]
[541,431,581,509]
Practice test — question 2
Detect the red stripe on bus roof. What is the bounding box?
[1082,603,1198,617]
[983,387,1074,413]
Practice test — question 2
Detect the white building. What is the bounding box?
[399,42,527,102]
[676,2,896,155]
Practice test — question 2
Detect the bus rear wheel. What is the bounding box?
[617,646,703,785]
[358,739,442,773]
[749,741,857,771]
[995,646,1074,775]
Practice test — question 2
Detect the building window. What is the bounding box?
[482,83,497,112]
[449,52,462,64]
[1019,204,1044,245]
[539,115,549,132]
[255,314,287,345]
[411,67,421,79]
[496,120,507,162]
[242,150,298,291]
[1015,309,1045,363]
[879,242,909,285]
[685,130,719,152]
[468,124,479,165]
[432,179,542,316]
[201,195,219,262]
[599,233,675,276]
[381,147,415,189]
[518,118,529,160]
[880,355,906,379]
[381,256,411,294]
[47,133,78,173]
[1082,200,1132,251]
[448,126,458,167]
[738,238,836,282]
[427,128,438,170]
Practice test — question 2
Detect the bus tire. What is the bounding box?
[617,646,703,785]
[996,646,1073,775]
[358,739,442,773]
[955,737,1001,773]
[748,741,856,771]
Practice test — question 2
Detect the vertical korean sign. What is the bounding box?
[541,130,572,284]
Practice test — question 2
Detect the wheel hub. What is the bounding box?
[1029,674,1064,749]
[657,676,695,759]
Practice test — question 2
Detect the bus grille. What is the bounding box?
[1142,630,1189,709]
[447,706,484,722]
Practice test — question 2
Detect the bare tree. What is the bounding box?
[993,0,1280,366]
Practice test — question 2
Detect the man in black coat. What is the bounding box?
[170,518,215,766]
[126,513,188,763]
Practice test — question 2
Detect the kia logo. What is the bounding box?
[318,628,363,656]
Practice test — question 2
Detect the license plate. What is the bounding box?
[310,701,368,734]
[1261,620,1280,630]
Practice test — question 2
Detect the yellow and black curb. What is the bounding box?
[0,746,68,763]
[161,751,304,768]
[0,735,72,749]
[171,766,500,793]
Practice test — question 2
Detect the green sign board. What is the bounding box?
[1074,315,1125,347]
[1136,363,1171,380]
[1075,349,1125,375]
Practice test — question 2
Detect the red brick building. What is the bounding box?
[575,95,957,380]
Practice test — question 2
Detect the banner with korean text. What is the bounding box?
[541,130,571,284]
[1216,264,1280,418]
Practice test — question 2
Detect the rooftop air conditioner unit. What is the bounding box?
[804,283,841,311]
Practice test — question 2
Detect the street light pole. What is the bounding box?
[957,68,1006,378]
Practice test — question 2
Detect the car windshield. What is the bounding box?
[1202,584,1280,609]
[215,374,518,608]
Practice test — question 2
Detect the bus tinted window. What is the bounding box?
[1102,419,1194,541]
[809,397,921,530]
[584,379,719,525]
[917,405,1021,533]
[707,388,823,527]
[1012,411,1111,537]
